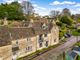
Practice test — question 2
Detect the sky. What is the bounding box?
[0,0,80,16]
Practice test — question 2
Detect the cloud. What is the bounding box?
[50,7,80,15]
[74,3,80,7]
[71,8,80,14]
[33,4,46,10]
[3,0,80,16]
[35,9,50,16]
[3,0,14,3]
[50,1,61,6]
[50,7,62,12]
[3,0,48,16]
[3,0,31,4]
[50,1,76,6]
[33,4,49,16]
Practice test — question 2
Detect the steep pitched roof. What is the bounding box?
[9,27,35,40]
[33,22,53,35]
[0,21,54,46]
[0,26,11,47]
[9,22,53,40]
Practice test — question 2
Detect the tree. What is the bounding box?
[50,10,60,18]
[60,16,73,25]
[56,22,63,27]
[8,2,25,20]
[0,2,25,20]
[21,1,34,15]
[0,3,7,19]
[20,1,34,21]
[61,8,71,17]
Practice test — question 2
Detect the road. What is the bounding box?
[31,36,80,60]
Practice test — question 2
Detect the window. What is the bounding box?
[27,38,31,42]
[12,46,19,52]
[38,34,43,42]
[44,34,47,37]
[16,40,18,44]
[54,39,56,42]
[42,23,48,30]
[45,41,48,47]
[39,43,42,47]
[38,34,43,48]
[26,46,32,52]
[39,34,42,40]
[15,40,18,47]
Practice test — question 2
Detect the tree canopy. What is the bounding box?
[60,16,73,25]
[0,2,25,20]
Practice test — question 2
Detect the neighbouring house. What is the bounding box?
[0,19,59,60]
[0,27,12,60]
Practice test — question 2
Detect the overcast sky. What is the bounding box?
[0,0,80,16]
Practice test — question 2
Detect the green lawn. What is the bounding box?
[78,56,80,60]
[77,56,80,60]
[71,30,80,36]
[75,42,80,46]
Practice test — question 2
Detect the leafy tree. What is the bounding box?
[56,22,63,27]
[0,2,25,20]
[50,10,60,18]
[77,29,80,32]
[61,8,71,17]
[60,16,73,25]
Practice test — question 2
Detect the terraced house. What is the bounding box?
[0,19,59,60]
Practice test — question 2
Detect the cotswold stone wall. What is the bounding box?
[51,25,59,45]
[0,45,12,60]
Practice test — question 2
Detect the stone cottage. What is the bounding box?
[0,19,59,60]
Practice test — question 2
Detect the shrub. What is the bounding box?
[56,22,63,27]
[60,16,73,25]
[77,29,80,32]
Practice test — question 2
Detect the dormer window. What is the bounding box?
[41,23,48,30]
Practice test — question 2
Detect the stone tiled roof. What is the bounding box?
[0,26,11,47]
[9,27,35,40]
[33,22,53,35]
[10,23,53,40]
[0,21,54,47]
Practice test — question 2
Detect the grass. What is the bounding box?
[77,56,80,60]
[75,42,80,46]
[71,30,80,36]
